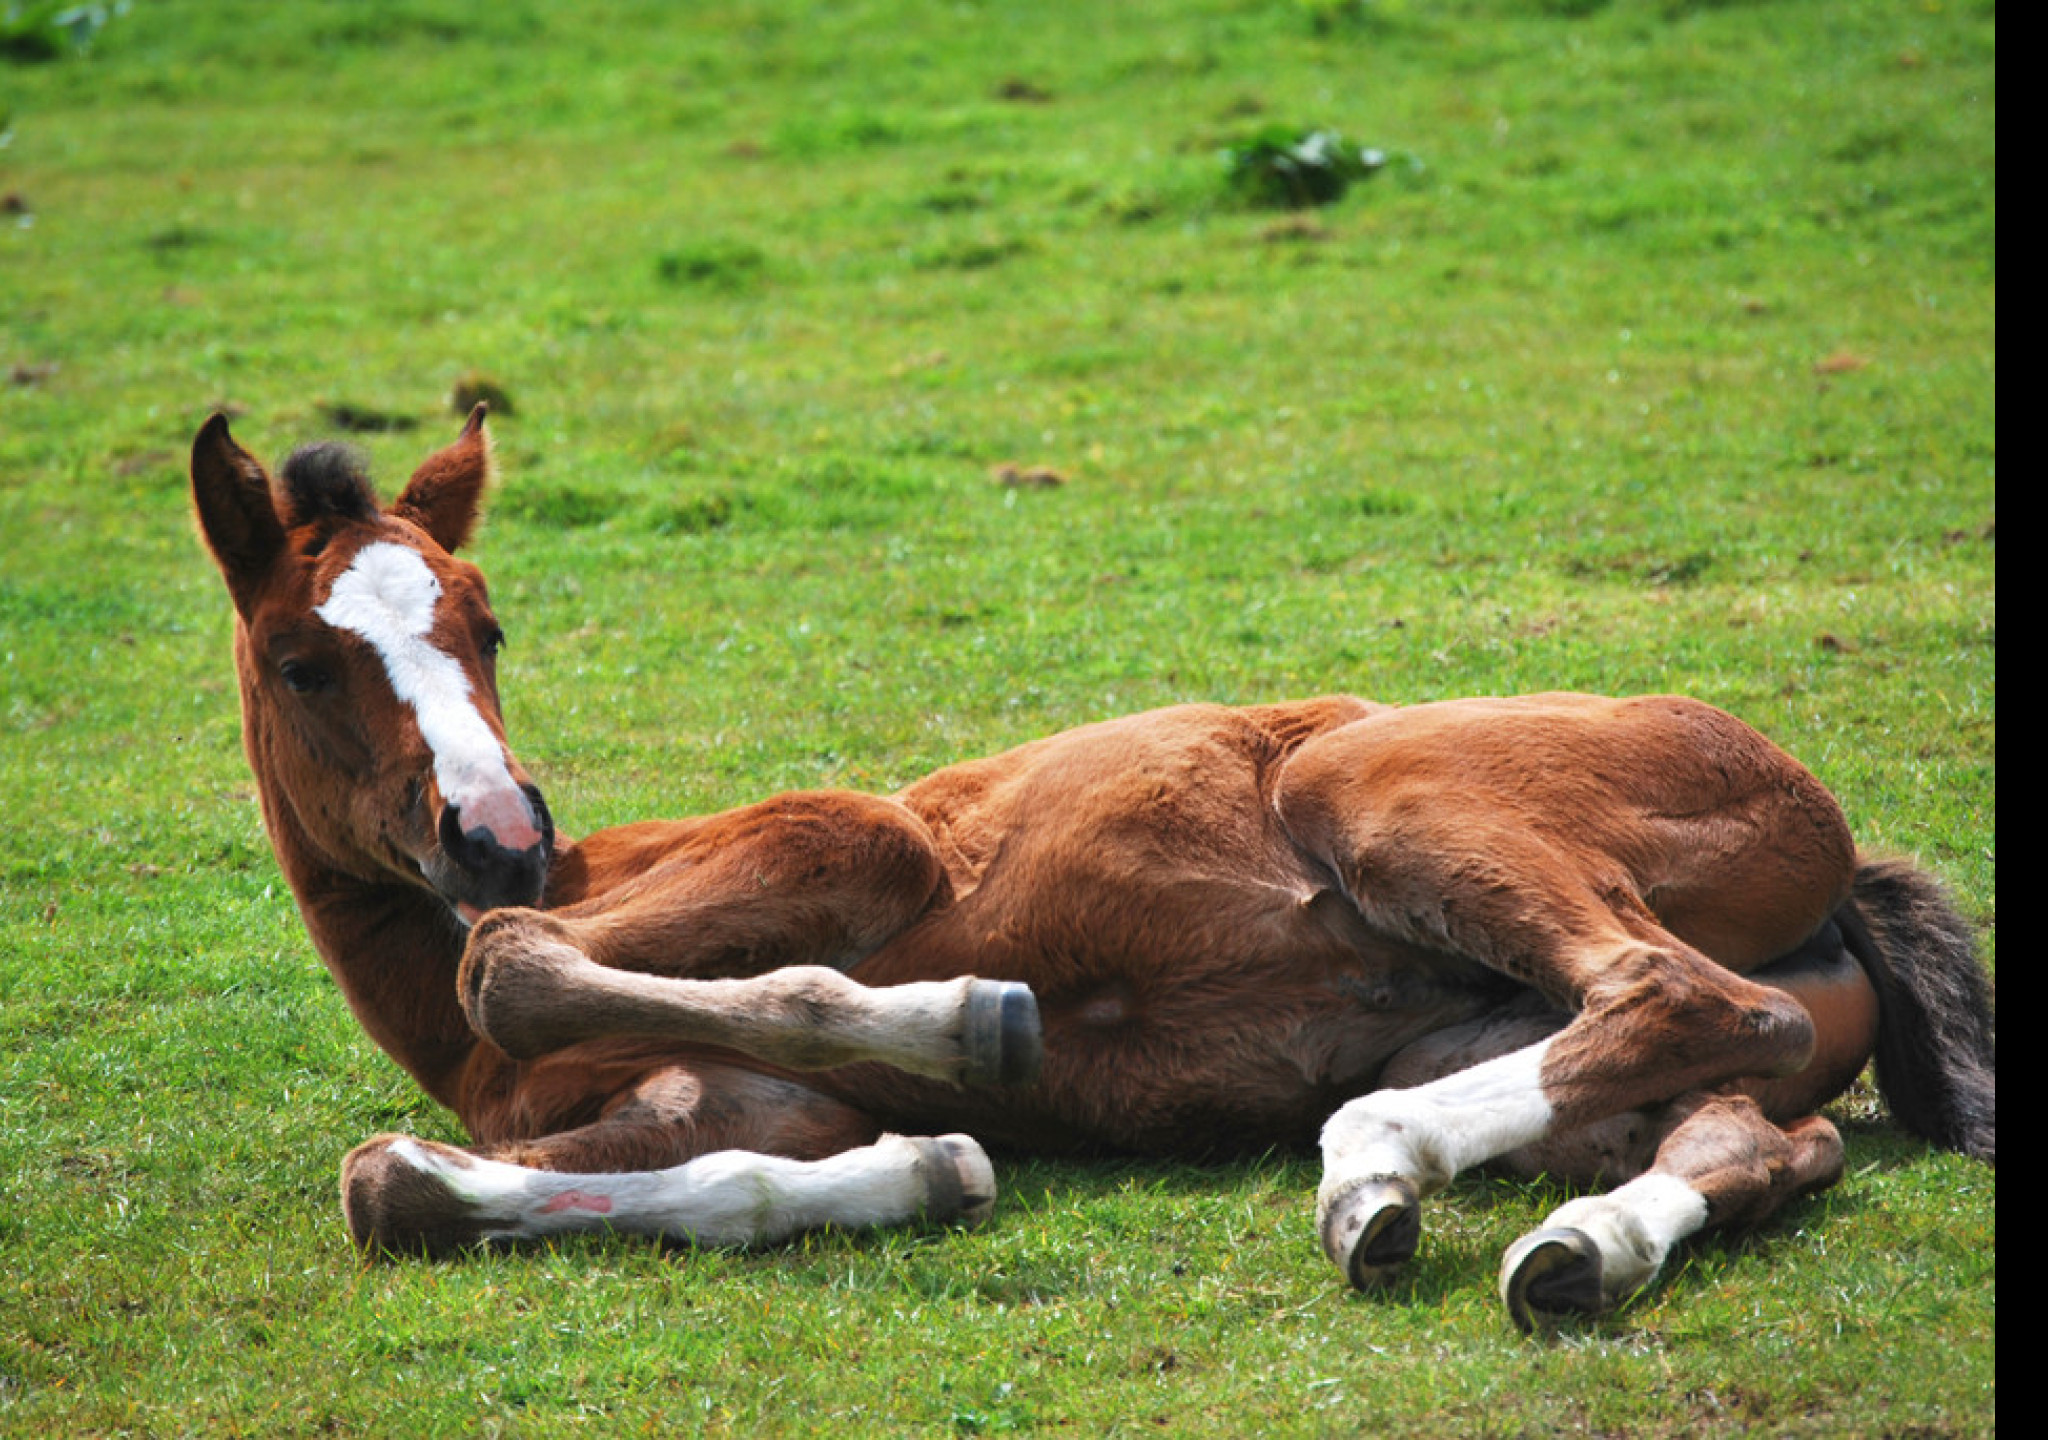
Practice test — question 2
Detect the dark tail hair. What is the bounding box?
[1839,857,1995,1164]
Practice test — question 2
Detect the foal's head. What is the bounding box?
[191,407,553,922]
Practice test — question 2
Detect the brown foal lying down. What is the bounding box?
[191,409,1994,1329]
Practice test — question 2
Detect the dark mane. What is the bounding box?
[279,441,380,528]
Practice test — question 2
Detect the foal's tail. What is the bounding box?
[1840,857,1996,1164]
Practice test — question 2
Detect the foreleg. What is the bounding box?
[342,1131,993,1257]
[546,790,949,980]
[460,909,1041,1086]
[342,1060,994,1256]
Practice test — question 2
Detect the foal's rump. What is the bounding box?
[1270,692,1861,988]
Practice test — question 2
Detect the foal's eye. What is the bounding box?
[279,659,330,695]
[483,627,507,660]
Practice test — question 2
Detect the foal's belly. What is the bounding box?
[850,842,1511,1155]
[837,698,1516,1153]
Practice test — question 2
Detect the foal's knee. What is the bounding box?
[457,907,589,1057]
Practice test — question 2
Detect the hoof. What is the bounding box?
[960,980,1043,1088]
[1500,1227,1607,1333]
[340,1135,489,1259]
[1319,1176,1421,1290]
[910,1134,998,1227]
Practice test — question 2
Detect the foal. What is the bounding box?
[192,409,1994,1328]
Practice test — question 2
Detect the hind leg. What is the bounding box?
[1500,1095,1844,1331]
[1312,895,1821,1292]
[1322,943,1871,1323]
[1280,703,1854,1297]
[342,1060,995,1256]
[1495,944,1870,1329]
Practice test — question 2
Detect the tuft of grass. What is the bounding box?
[0,0,125,62]
[655,238,771,292]
[1222,125,1396,209]
[449,369,515,417]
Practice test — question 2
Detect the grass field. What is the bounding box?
[1,1,1993,1434]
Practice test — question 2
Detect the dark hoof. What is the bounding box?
[960,980,1043,1087]
[340,1135,489,1259]
[911,1134,997,1227]
[1319,1177,1421,1290]
[1500,1227,1607,1333]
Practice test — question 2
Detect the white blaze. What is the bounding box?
[315,541,515,816]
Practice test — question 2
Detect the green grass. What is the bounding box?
[1,1,1993,1433]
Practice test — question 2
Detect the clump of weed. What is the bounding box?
[911,234,1034,271]
[1559,549,1717,588]
[655,239,768,291]
[2,0,125,62]
[991,462,1066,489]
[647,492,735,536]
[763,452,942,531]
[143,223,212,253]
[993,77,1054,104]
[771,108,909,158]
[1299,0,1372,33]
[450,370,515,417]
[1356,486,1418,517]
[317,401,418,434]
[498,481,624,529]
[1223,126,1396,209]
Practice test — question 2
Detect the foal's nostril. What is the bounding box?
[438,800,477,865]
[522,783,555,858]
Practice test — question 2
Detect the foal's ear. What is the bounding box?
[391,403,494,553]
[191,413,287,616]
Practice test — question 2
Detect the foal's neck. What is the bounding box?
[285,865,482,1108]
[239,680,492,1113]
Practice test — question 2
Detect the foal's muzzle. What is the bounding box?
[428,782,555,918]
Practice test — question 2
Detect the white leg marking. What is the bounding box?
[315,542,516,817]
[1320,1038,1557,1198]
[1537,1173,1710,1298]
[387,1135,982,1247]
